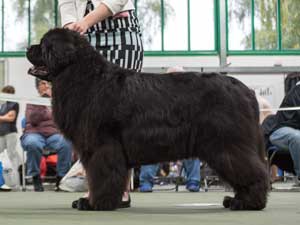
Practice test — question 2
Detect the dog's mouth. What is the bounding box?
[28,65,49,77]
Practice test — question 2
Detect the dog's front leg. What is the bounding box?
[79,142,128,211]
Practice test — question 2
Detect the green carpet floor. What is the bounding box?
[0,190,299,225]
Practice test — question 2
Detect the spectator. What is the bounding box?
[0,85,20,189]
[140,159,201,192]
[20,79,72,191]
[139,67,201,192]
[268,82,300,187]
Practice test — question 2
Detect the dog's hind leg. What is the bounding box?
[207,144,269,210]
[82,141,128,211]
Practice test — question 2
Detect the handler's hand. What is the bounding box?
[65,21,89,35]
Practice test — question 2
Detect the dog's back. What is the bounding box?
[119,72,260,166]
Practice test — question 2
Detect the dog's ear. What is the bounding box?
[42,37,77,73]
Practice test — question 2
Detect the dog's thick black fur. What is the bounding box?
[27,28,269,211]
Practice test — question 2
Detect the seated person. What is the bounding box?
[139,159,201,192]
[20,79,72,191]
[267,82,300,187]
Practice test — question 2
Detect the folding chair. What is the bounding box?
[267,145,296,186]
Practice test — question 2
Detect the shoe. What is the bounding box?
[119,194,131,208]
[54,176,63,192]
[292,176,300,188]
[71,195,131,209]
[186,181,200,192]
[77,197,93,210]
[0,184,12,192]
[72,198,93,210]
[139,184,153,192]
[32,175,44,192]
[72,199,79,209]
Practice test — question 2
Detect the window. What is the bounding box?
[136,0,162,51]
[0,0,2,52]
[254,0,277,50]
[190,0,215,51]
[227,0,300,53]
[30,0,56,45]
[136,0,217,54]
[0,0,299,56]
[227,0,252,50]
[0,60,5,89]
[281,0,300,50]
[4,0,29,51]
[163,0,188,51]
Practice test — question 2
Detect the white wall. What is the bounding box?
[143,56,219,68]
[228,56,300,109]
[228,56,300,67]
[5,58,38,98]
[231,74,285,109]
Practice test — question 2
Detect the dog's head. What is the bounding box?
[27,28,91,81]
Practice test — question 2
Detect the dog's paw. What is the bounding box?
[223,196,233,208]
[93,197,119,211]
[229,198,244,210]
[223,196,244,210]
[77,198,93,211]
[72,199,78,209]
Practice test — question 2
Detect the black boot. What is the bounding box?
[32,175,44,192]
[54,176,63,192]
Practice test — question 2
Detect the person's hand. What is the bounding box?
[65,21,89,35]
[64,22,76,30]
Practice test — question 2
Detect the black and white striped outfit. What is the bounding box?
[84,0,143,72]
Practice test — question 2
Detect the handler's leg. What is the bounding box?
[82,142,128,210]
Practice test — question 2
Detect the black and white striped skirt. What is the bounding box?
[85,1,144,72]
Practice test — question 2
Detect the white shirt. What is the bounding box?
[58,0,135,27]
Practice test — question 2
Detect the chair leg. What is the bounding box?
[204,177,208,192]
[21,150,26,192]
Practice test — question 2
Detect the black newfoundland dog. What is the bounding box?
[27,28,269,211]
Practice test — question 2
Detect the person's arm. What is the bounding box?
[0,110,16,123]
[67,0,129,35]
[67,3,112,34]
[26,104,45,127]
[102,0,130,15]
[58,0,78,28]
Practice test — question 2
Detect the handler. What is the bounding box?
[59,0,144,207]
